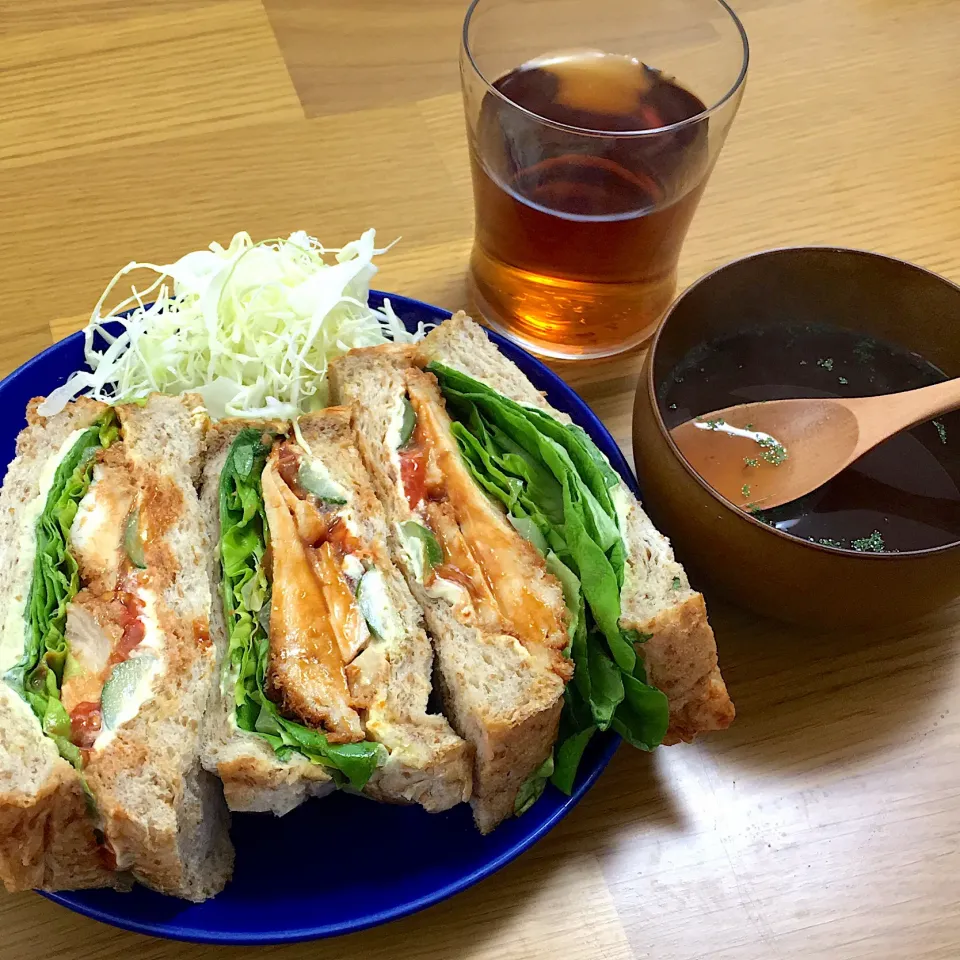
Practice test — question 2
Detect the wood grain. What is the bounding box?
[2,0,960,957]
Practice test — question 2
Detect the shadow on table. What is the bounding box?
[702,595,960,776]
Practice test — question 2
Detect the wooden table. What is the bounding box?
[2,0,959,957]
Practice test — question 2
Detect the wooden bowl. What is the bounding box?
[632,247,960,627]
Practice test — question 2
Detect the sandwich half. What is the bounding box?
[330,345,575,833]
[419,313,735,745]
[200,408,472,816]
[330,313,735,831]
[0,394,233,900]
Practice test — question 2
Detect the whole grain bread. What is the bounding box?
[299,409,473,810]
[0,395,234,900]
[418,313,735,743]
[199,419,335,816]
[329,348,569,833]
[0,400,121,892]
[200,412,473,815]
[81,395,233,902]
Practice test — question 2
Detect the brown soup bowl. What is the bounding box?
[632,247,960,628]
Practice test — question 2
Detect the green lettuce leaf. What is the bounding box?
[510,515,549,557]
[4,409,119,768]
[428,362,669,801]
[514,753,555,816]
[611,674,669,750]
[218,428,382,791]
[551,684,597,795]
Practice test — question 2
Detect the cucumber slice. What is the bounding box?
[298,460,347,505]
[398,397,417,449]
[400,521,443,568]
[357,569,397,643]
[124,507,147,569]
[100,655,157,731]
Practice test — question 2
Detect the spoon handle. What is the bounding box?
[849,377,960,456]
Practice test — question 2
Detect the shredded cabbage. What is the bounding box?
[39,230,427,419]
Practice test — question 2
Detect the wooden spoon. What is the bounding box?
[669,378,960,511]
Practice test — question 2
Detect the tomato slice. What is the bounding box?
[112,618,146,664]
[108,592,146,666]
[69,701,102,750]
[399,445,427,511]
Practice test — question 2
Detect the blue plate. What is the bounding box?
[2,292,632,944]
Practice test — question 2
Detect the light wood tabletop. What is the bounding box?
[2,0,960,957]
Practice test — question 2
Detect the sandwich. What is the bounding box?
[0,395,233,900]
[329,313,735,832]
[420,315,735,744]
[200,408,472,816]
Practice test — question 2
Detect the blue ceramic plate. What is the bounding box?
[2,293,630,944]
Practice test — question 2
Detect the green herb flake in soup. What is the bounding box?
[851,530,886,553]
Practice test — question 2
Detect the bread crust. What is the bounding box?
[0,398,122,893]
[0,691,120,892]
[624,594,735,743]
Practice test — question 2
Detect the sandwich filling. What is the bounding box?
[3,410,163,767]
[423,363,670,806]
[219,428,389,790]
[390,371,570,675]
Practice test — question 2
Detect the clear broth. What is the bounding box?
[660,323,960,552]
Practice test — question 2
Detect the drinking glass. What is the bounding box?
[460,0,749,359]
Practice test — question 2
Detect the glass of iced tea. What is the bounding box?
[461,0,749,359]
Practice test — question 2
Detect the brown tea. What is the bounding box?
[469,52,710,357]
